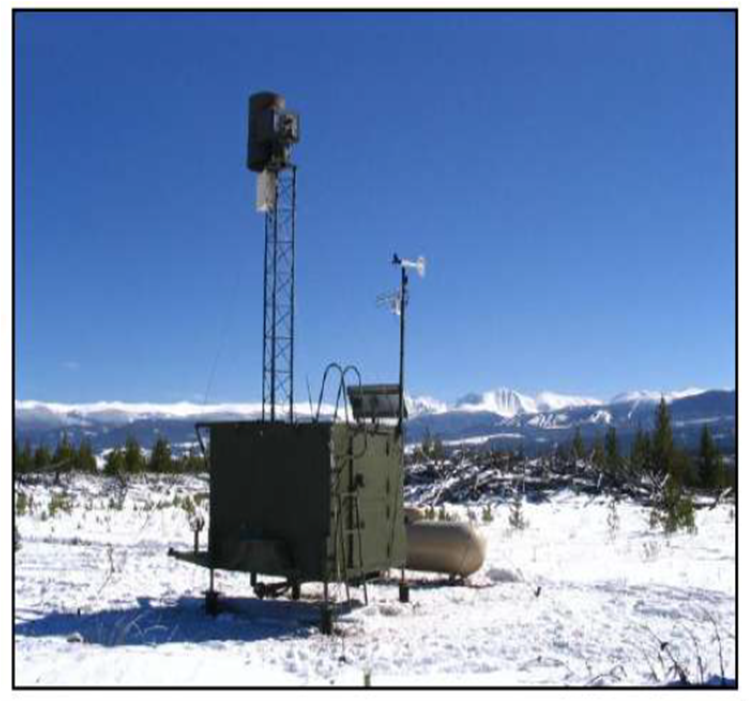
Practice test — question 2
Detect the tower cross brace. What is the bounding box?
[262,166,297,422]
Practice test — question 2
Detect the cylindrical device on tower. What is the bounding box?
[247,91,286,173]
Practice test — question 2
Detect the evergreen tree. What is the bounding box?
[642,399,697,532]
[508,486,527,530]
[651,397,677,480]
[604,427,621,478]
[76,439,98,473]
[103,448,126,476]
[571,427,585,463]
[698,425,724,489]
[33,444,52,471]
[15,439,33,475]
[149,437,173,473]
[53,432,76,471]
[420,428,434,460]
[650,475,696,534]
[433,436,445,462]
[554,442,569,467]
[591,434,605,470]
[673,448,692,487]
[123,436,145,474]
[177,448,206,473]
[630,426,651,477]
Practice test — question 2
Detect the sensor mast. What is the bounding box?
[247,92,300,422]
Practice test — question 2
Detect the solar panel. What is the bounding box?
[347,384,406,421]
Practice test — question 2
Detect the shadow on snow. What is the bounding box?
[14,595,342,647]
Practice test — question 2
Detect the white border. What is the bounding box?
[0,0,752,700]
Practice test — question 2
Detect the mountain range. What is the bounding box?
[14,386,736,455]
[406,388,736,453]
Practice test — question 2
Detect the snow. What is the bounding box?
[534,393,603,413]
[455,389,538,417]
[525,413,571,429]
[405,395,449,417]
[443,433,524,447]
[585,410,613,425]
[14,400,341,426]
[610,388,706,405]
[14,475,735,686]
[15,386,716,428]
[449,389,603,417]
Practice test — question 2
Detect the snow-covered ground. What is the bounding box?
[14,475,735,686]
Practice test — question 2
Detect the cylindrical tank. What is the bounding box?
[247,92,286,172]
[405,520,486,578]
[404,506,424,524]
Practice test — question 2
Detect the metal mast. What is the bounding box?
[262,166,297,422]
[390,254,426,434]
[247,92,300,423]
[397,264,407,434]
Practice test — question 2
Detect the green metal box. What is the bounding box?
[205,420,407,585]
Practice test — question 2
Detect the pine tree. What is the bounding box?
[176,447,206,473]
[433,436,445,462]
[33,444,52,472]
[605,427,621,479]
[53,432,76,471]
[630,426,650,478]
[103,448,126,476]
[654,398,691,486]
[76,439,98,473]
[188,450,206,473]
[571,427,585,463]
[554,442,569,468]
[643,399,696,532]
[123,437,145,474]
[149,437,173,473]
[698,425,724,489]
[15,439,33,475]
[651,397,675,480]
[421,428,434,460]
[508,487,527,531]
[650,475,696,534]
[591,434,606,470]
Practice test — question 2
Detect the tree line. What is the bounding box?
[412,398,731,534]
[15,398,730,491]
[566,398,729,492]
[416,397,731,493]
[13,434,206,476]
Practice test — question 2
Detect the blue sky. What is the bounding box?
[14,11,736,404]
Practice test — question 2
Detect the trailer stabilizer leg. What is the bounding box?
[205,590,220,616]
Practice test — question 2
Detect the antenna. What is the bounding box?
[376,289,402,316]
[248,92,300,422]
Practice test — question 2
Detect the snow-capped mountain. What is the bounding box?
[533,392,603,413]
[14,387,736,454]
[455,389,538,417]
[16,399,263,427]
[609,388,706,405]
[407,388,735,452]
[453,388,602,416]
[405,395,449,417]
